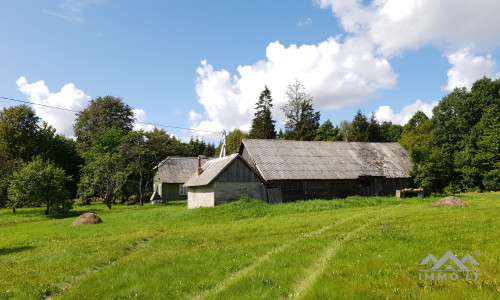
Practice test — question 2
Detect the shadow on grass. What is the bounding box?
[0,246,35,256]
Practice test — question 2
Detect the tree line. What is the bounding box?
[1,78,498,213]
[221,78,499,194]
[0,96,215,213]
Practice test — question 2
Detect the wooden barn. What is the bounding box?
[151,156,208,203]
[239,139,411,203]
[184,154,263,209]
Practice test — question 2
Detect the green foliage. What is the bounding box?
[368,114,383,142]
[78,128,131,209]
[314,119,341,141]
[281,80,320,141]
[74,95,134,152]
[7,157,72,214]
[0,105,42,207]
[349,110,370,142]
[380,121,403,142]
[249,85,277,139]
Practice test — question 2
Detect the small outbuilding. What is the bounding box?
[151,156,208,203]
[184,154,264,209]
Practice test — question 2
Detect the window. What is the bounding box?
[179,184,187,195]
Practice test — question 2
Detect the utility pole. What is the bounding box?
[219,130,227,158]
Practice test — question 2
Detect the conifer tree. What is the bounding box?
[249,86,277,139]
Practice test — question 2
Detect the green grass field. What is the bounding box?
[1,193,499,299]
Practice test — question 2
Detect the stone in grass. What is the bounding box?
[431,196,469,207]
[71,213,103,226]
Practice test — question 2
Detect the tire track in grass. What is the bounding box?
[289,212,395,299]
[190,209,383,300]
[52,225,168,299]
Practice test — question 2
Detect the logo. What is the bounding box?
[418,251,480,281]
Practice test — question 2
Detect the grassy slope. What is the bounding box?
[0,193,498,299]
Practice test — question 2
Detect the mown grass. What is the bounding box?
[0,193,499,299]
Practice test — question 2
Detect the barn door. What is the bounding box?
[267,188,282,204]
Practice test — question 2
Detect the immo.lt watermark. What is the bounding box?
[418,251,479,281]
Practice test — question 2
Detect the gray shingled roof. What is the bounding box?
[184,154,239,187]
[240,139,411,180]
[156,157,207,183]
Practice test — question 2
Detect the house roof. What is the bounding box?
[239,139,411,181]
[156,157,207,183]
[184,154,261,187]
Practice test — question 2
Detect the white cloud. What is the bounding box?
[316,0,500,56]
[16,76,91,137]
[132,108,155,132]
[191,0,500,135]
[192,38,396,137]
[374,99,438,125]
[444,47,500,91]
[298,17,313,27]
[44,0,107,23]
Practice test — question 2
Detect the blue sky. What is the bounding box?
[1,0,499,141]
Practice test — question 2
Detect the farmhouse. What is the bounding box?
[184,154,264,209]
[151,156,208,203]
[239,139,411,202]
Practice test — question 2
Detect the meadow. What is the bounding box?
[1,193,499,299]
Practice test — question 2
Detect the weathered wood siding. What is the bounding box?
[214,182,262,205]
[214,156,261,183]
[266,177,410,202]
[187,183,214,209]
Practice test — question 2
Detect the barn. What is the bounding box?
[184,154,264,209]
[239,139,411,203]
[151,156,208,203]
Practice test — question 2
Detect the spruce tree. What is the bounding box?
[249,86,277,139]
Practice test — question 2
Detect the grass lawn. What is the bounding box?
[1,193,499,299]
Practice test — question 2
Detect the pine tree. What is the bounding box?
[249,86,277,139]
[281,80,320,141]
[368,114,382,142]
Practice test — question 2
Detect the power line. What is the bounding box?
[0,96,222,134]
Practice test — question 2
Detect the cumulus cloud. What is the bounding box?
[316,0,500,56]
[374,99,438,125]
[16,76,91,137]
[444,47,500,91]
[132,108,155,132]
[191,0,500,136]
[16,77,156,136]
[192,38,396,136]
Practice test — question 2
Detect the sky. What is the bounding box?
[1,0,500,142]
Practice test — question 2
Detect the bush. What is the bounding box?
[8,157,72,214]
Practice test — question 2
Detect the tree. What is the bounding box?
[78,128,132,209]
[349,110,369,142]
[281,80,320,141]
[74,96,134,152]
[249,86,277,139]
[0,105,42,206]
[8,157,72,214]
[380,121,403,142]
[315,119,340,141]
[368,114,382,142]
[39,123,82,197]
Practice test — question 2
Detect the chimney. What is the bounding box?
[196,155,203,176]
